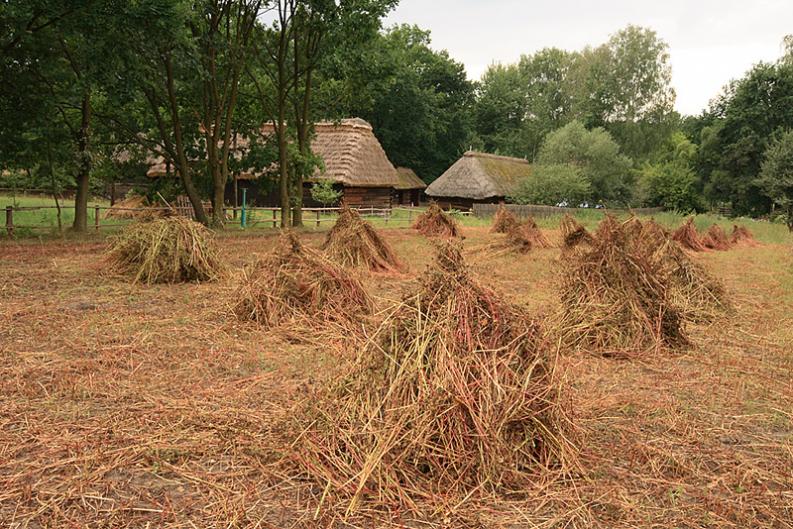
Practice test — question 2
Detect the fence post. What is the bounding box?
[5,206,12,237]
[408,208,413,223]
[316,210,321,228]
[272,209,277,229]
[94,205,101,232]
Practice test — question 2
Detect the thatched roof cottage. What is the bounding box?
[393,167,426,206]
[147,118,400,208]
[425,151,531,210]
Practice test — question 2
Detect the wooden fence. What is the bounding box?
[2,204,421,236]
[472,203,664,219]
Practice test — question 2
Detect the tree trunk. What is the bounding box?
[72,92,91,232]
[163,54,209,225]
[277,120,290,228]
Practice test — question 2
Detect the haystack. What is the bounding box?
[730,224,757,246]
[660,240,730,322]
[625,219,730,323]
[558,217,689,356]
[323,206,403,273]
[701,224,732,251]
[490,204,519,233]
[672,218,707,252]
[490,222,533,254]
[523,216,553,248]
[232,231,372,330]
[106,217,223,284]
[292,242,574,512]
[560,214,593,250]
[103,194,162,220]
[412,203,461,238]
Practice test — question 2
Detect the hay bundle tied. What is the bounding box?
[701,224,732,250]
[490,222,533,254]
[103,194,163,220]
[730,224,757,246]
[232,232,372,330]
[412,203,461,238]
[672,218,707,251]
[560,214,593,250]
[292,242,575,512]
[626,219,730,323]
[322,206,403,273]
[523,215,553,248]
[490,204,519,233]
[558,216,689,356]
[106,217,223,284]
[658,240,730,322]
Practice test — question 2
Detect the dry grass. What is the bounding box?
[491,204,519,233]
[287,242,576,516]
[523,216,554,248]
[412,203,462,238]
[702,224,733,251]
[105,217,224,284]
[557,215,690,356]
[560,213,594,250]
[731,224,758,246]
[322,206,404,273]
[672,218,708,252]
[232,231,373,331]
[1,224,791,527]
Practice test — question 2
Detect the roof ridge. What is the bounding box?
[464,151,529,164]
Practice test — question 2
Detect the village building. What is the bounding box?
[425,151,531,210]
[146,118,400,208]
[393,167,426,206]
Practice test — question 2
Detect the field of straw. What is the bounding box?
[1,220,792,528]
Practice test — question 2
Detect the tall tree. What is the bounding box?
[315,24,474,182]
[535,120,634,204]
[759,130,793,230]
[105,0,262,226]
[1,0,104,231]
[692,55,793,215]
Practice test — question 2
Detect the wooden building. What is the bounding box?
[147,118,400,208]
[393,167,426,206]
[425,151,531,210]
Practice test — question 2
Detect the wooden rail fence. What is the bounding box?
[3,204,421,236]
[472,203,664,219]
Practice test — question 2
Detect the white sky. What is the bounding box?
[385,0,793,116]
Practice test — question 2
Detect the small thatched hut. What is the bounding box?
[393,167,426,206]
[425,151,531,210]
[147,119,400,208]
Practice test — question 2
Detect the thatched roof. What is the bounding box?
[425,151,530,200]
[307,119,399,188]
[395,167,427,190]
[146,119,398,188]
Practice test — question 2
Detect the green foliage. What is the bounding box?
[473,25,676,162]
[692,51,793,215]
[759,130,793,229]
[638,161,702,213]
[310,179,342,207]
[510,164,591,206]
[536,121,634,204]
[315,24,475,181]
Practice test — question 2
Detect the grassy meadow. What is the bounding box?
[2,193,790,245]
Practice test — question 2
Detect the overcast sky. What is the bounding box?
[384,0,792,116]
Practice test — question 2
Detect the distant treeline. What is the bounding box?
[2,2,792,228]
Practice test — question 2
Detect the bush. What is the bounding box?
[638,161,703,213]
[510,163,591,206]
[536,121,634,204]
[310,179,342,207]
[759,130,793,231]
